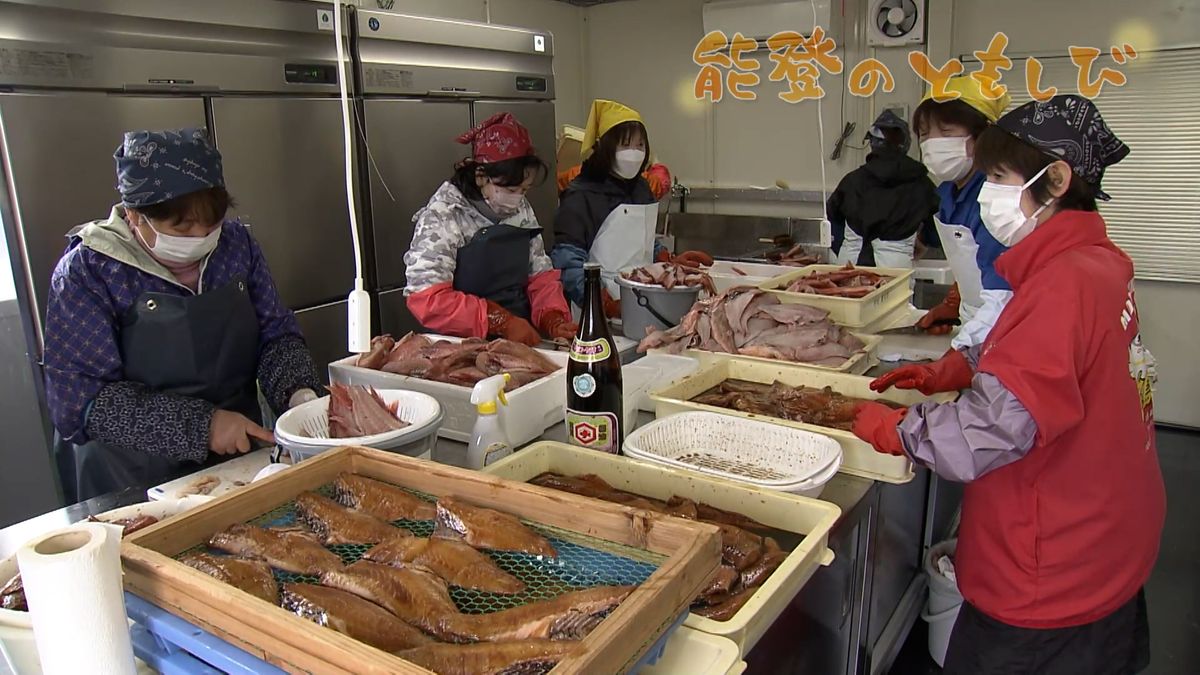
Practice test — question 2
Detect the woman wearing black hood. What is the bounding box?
[828,110,939,268]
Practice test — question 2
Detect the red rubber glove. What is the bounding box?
[654,248,672,263]
[852,402,908,456]
[486,301,541,346]
[601,288,622,319]
[869,349,974,395]
[918,284,961,335]
[538,311,578,342]
[675,250,714,268]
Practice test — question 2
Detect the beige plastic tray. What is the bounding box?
[708,261,801,295]
[678,331,881,376]
[328,335,568,447]
[482,441,840,655]
[649,359,957,484]
[643,626,746,675]
[758,264,915,328]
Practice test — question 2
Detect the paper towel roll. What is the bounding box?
[16,522,135,675]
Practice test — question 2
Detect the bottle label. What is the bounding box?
[572,373,597,398]
[569,337,613,364]
[565,410,620,454]
[482,442,512,466]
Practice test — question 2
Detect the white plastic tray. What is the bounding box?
[643,626,746,675]
[676,330,881,376]
[328,335,568,446]
[481,441,840,655]
[708,261,800,295]
[148,448,273,501]
[650,359,957,484]
[623,411,842,497]
[759,264,915,328]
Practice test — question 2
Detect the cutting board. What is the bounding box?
[147,448,274,501]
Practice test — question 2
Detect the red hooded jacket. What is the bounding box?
[964,209,1165,628]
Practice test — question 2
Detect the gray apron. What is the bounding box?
[55,278,261,503]
[452,224,537,322]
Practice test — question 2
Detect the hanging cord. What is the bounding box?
[332,0,363,290]
[810,0,831,244]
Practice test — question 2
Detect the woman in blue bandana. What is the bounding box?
[44,128,324,502]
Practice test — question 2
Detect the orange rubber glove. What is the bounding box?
[654,248,672,263]
[601,289,622,319]
[486,301,541,346]
[675,250,714,268]
[869,349,974,396]
[852,402,908,456]
[918,284,962,335]
[539,311,578,342]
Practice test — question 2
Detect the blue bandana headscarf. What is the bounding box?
[114,128,224,207]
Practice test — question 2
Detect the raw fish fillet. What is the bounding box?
[321,561,463,641]
[446,585,635,643]
[208,524,343,576]
[281,583,432,651]
[180,552,279,604]
[356,334,396,370]
[698,565,740,604]
[332,473,437,521]
[397,640,577,675]
[364,536,525,594]
[433,497,557,558]
[692,585,756,621]
[327,384,409,438]
[740,537,787,589]
[360,334,559,391]
[715,523,764,571]
[294,491,408,545]
[0,574,25,611]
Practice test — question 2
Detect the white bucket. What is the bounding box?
[921,538,961,667]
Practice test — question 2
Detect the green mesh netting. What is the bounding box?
[183,480,662,615]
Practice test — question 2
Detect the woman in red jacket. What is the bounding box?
[855,95,1164,674]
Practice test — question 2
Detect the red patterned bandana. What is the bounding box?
[456,112,533,164]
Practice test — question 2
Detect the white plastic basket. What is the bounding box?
[274,389,442,460]
[623,412,842,496]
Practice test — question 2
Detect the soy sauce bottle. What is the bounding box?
[565,263,624,454]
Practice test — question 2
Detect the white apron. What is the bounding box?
[935,216,1012,348]
[588,203,657,299]
[836,230,917,269]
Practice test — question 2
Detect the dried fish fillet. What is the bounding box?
[294,491,408,545]
[208,524,342,576]
[180,552,279,604]
[364,536,524,594]
[433,497,556,558]
[446,585,635,643]
[332,473,436,521]
[321,561,462,641]
[282,583,431,652]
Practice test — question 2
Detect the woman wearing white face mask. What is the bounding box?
[44,128,324,502]
[552,99,710,318]
[404,113,576,346]
[856,95,1162,675]
[911,76,1012,344]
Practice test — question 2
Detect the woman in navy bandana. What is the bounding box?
[44,128,324,502]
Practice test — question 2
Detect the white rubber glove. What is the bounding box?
[288,388,319,409]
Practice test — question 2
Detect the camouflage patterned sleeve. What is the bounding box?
[403,204,467,296]
[529,233,553,275]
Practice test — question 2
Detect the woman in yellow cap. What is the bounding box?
[551,99,709,318]
[913,76,1011,347]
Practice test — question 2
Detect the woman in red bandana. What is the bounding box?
[403,113,576,346]
[855,95,1164,674]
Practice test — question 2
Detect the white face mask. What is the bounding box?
[614,148,646,180]
[136,217,221,265]
[977,165,1054,247]
[920,137,974,184]
[484,183,524,217]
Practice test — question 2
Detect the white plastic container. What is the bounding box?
[328,336,569,447]
[677,330,882,377]
[623,412,842,497]
[708,261,800,294]
[481,441,841,655]
[274,389,442,462]
[650,359,957,484]
[0,498,207,674]
[759,264,915,328]
[642,626,745,675]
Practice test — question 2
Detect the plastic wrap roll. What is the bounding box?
[16,522,135,675]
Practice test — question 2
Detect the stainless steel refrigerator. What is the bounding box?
[352,9,558,335]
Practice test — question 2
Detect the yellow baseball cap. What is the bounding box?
[921,75,1011,122]
[581,99,644,160]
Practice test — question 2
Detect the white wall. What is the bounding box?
[948,0,1200,427]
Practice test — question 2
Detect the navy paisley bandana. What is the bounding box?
[997,95,1129,200]
[114,128,224,207]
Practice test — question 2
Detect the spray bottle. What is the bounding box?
[467,373,512,470]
